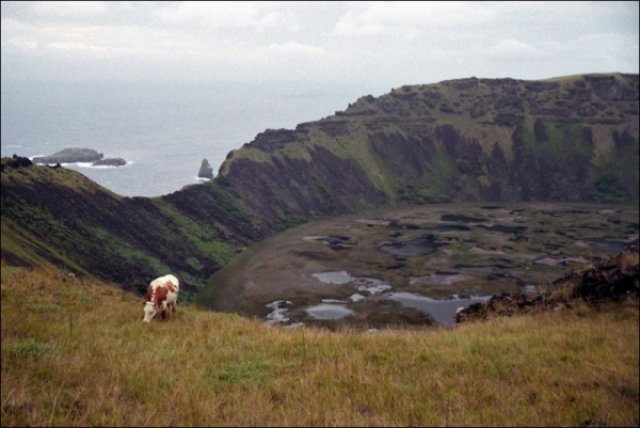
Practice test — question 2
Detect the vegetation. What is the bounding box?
[1,74,639,426]
[0,158,252,297]
[2,263,638,427]
[594,172,626,202]
[2,73,639,301]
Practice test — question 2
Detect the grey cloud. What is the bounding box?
[1,1,637,85]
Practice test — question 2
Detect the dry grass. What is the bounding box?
[2,264,638,426]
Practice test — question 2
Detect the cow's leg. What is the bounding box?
[160,301,168,320]
[167,302,175,320]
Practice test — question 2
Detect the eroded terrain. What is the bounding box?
[197,203,639,328]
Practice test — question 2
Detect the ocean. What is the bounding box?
[1,79,386,197]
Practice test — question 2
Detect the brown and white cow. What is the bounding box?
[143,274,179,323]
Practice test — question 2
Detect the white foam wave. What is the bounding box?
[66,160,134,169]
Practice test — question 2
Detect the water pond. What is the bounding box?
[305,303,355,320]
[387,292,491,326]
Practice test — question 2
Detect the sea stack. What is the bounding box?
[198,158,214,179]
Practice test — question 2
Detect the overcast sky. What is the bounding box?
[1,1,638,87]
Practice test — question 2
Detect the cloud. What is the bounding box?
[5,37,39,50]
[265,41,330,57]
[48,41,107,53]
[0,1,637,84]
[486,39,543,60]
[153,1,299,32]
[333,1,493,37]
[30,1,107,17]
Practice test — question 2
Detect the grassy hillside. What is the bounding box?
[0,158,258,299]
[2,74,638,305]
[2,262,638,426]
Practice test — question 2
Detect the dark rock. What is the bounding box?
[33,148,103,164]
[449,77,479,90]
[321,235,352,250]
[1,156,26,171]
[456,248,640,324]
[93,158,126,167]
[481,224,527,234]
[246,129,300,152]
[388,220,421,230]
[441,214,486,223]
[379,235,443,257]
[470,102,486,118]
[533,119,548,143]
[7,155,33,169]
[572,247,639,301]
[198,158,214,179]
[585,75,638,101]
[318,120,350,137]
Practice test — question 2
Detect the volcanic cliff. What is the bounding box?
[1,73,638,297]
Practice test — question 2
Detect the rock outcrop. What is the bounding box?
[456,247,639,323]
[198,158,214,179]
[0,155,33,170]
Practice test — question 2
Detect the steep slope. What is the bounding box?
[1,157,261,298]
[2,73,638,298]
[214,73,638,231]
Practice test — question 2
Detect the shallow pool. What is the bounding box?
[305,303,355,320]
[388,292,491,326]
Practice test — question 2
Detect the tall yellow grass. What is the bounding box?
[2,265,638,426]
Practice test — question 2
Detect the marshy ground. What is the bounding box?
[198,203,639,328]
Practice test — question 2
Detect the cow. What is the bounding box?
[143,274,180,323]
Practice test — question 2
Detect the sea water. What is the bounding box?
[1,79,384,197]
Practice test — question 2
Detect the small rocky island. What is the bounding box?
[198,158,214,179]
[93,158,126,167]
[33,148,126,167]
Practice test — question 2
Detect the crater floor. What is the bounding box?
[197,203,639,328]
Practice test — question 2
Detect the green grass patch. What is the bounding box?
[26,303,62,312]
[91,226,171,274]
[208,360,274,386]
[152,200,239,267]
[522,125,539,155]
[3,339,61,358]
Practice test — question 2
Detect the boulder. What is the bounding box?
[198,158,214,179]
[33,148,103,164]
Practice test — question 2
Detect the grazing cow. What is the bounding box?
[143,274,180,323]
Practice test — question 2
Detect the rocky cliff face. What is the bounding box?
[213,73,638,231]
[2,74,638,297]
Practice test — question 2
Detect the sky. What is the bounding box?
[1,1,639,87]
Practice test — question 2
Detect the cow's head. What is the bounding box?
[142,301,158,323]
